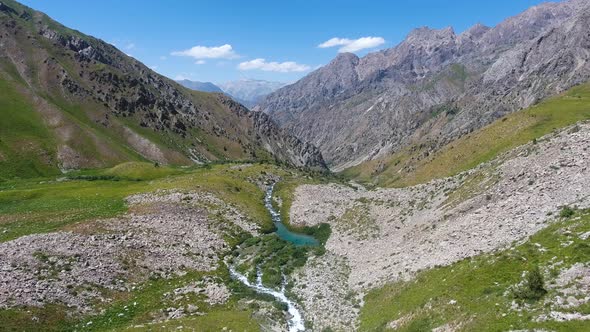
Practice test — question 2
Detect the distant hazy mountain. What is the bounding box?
[219,79,286,108]
[176,79,224,93]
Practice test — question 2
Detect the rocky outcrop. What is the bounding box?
[257,0,590,171]
[0,190,253,314]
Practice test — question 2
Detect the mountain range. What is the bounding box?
[219,79,287,108]
[0,0,326,180]
[177,78,286,109]
[3,0,590,331]
[256,0,590,171]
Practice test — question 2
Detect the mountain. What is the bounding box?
[256,0,590,171]
[220,79,286,108]
[176,79,223,93]
[0,0,326,180]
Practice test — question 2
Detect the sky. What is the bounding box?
[19,0,547,84]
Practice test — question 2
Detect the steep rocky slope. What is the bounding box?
[0,0,326,180]
[257,0,590,171]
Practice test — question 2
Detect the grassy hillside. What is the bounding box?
[343,83,590,187]
[0,72,59,180]
[360,208,590,331]
[0,0,321,182]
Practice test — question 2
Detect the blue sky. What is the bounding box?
[20,0,546,84]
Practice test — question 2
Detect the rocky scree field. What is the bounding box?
[286,120,590,330]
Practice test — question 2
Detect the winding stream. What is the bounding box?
[264,183,319,246]
[228,266,305,332]
[228,182,317,332]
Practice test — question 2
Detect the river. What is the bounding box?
[228,266,305,332]
[264,183,318,246]
[228,182,318,331]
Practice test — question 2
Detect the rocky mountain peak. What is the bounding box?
[328,52,360,67]
[478,0,581,50]
[405,26,456,45]
[459,23,490,40]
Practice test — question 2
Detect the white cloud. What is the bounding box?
[174,74,189,80]
[125,43,136,50]
[237,58,310,73]
[171,44,238,60]
[160,55,168,60]
[149,65,158,70]
[195,60,206,65]
[318,36,385,53]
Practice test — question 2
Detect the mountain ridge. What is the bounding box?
[0,0,327,179]
[256,0,590,171]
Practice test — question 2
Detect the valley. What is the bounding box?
[1,0,590,331]
[2,97,590,331]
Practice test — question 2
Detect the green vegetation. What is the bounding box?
[102,161,185,180]
[0,162,300,243]
[0,73,59,180]
[344,83,590,187]
[0,178,132,242]
[560,205,576,219]
[512,266,547,302]
[234,235,309,288]
[360,209,590,331]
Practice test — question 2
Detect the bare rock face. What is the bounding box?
[257,0,590,170]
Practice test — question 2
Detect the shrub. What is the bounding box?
[559,206,575,218]
[513,266,547,302]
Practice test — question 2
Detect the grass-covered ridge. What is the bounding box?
[360,208,590,331]
[343,83,590,187]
